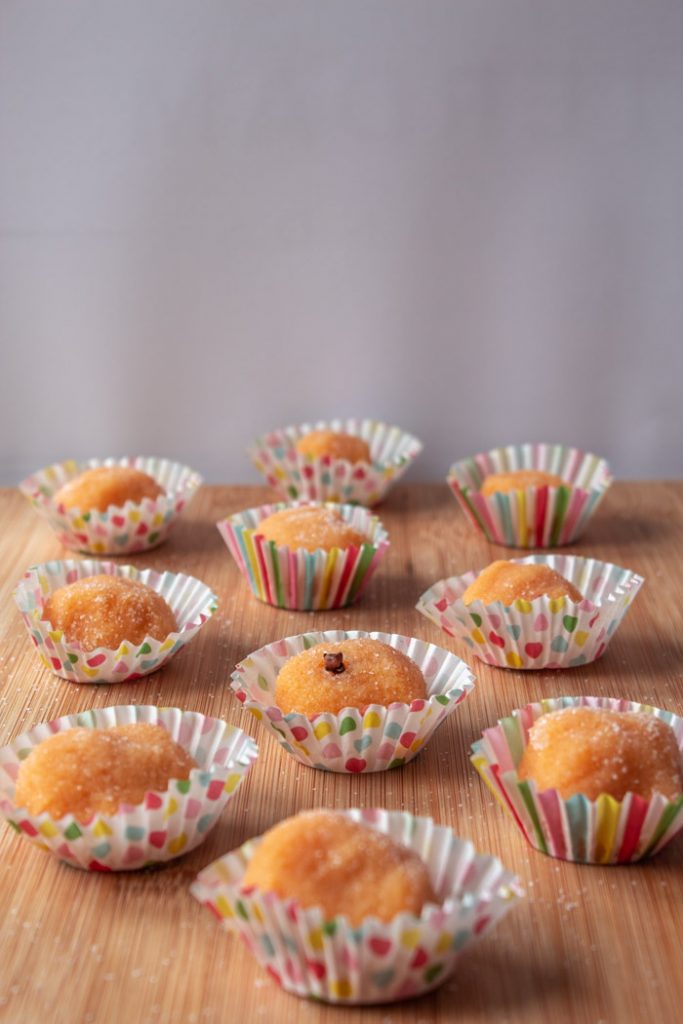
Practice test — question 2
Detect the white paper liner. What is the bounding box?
[14,559,218,684]
[230,630,475,772]
[191,808,522,1003]
[471,696,683,864]
[248,419,423,506]
[0,705,258,871]
[417,555,643,670]
[217,501,390,610]
[19,456,202,554]
[447,443,612,548]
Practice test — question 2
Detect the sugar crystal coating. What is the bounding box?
[256,506,367,553]
[242,810,436,925]
[295,430,371,465]
[54,466,164,513]
[274,638,427,716]
[462,560,583,606]
[43,574,177,650]
[518,706,683,801]
[480,469,565,497]
[14,723,197,822]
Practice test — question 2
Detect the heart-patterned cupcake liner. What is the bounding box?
[14,559,218,684]
[217,501,389,611]
[191,808,522,1003]
[248,419,423,506]
[471,696,683,864]
[230,630,475,773]
[19,456,202,554]
[417,555,643,670]
[447,443,612,548]
[0,705,258,871]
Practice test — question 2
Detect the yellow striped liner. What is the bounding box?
[471,755,508,810]
[594,793,621,863]
[243,530,266,601]
[577,452,600,489]
[318,548,338,609]
[515,490,528,548]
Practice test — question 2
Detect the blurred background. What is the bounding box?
[1,0,682,484]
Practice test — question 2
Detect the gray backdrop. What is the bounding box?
[1,0,682,484]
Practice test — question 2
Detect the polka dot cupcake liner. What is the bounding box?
[190,808,522,1004]
[230,630,475,773]
[417,555,643,671]
[0,705,258,871]
[217,501,389,611]
[19,456,202,554]
[447,443,612,548]
[471,697,683,864]
[14,559,218,684]
[248,419,423,506]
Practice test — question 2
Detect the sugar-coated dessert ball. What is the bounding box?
[518,707,683,801]
[295,430,371,464]
[54,466,164,512]
[480,469,565,496]
[274,638,427,716]
[462,560,583,606]
[43,574,177,650]
[256,506,367,553]
[242,810,436,926]
[14,723,197,821]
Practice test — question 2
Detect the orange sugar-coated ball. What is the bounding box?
[43,575,177,651]
[256,506,367,553]
[462,560,583,606]
[518,707,683,802]
[274,638,427,716]
[242,810,437,926]
[480,469,566,497]
[54,466,164,512]
[14,723,197,822]
[295,430,371,464]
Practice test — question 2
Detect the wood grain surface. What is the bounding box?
[0,482,682,1024]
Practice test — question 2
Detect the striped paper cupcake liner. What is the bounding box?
[471,696,683,864]
[230,630,475,773]
[248,419,423,506]
[217,501,389,611]
[14,559,218,684]
[417,555,643,670]
[447,443,612,548]
[19,456,202,555]
[0,705,258,871]
[191,808,522,1004]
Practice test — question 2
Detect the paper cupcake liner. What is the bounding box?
[0,705,258,871]
[217,501,389,611]
[471,696,683,864]
[191,808,522,1004]
[19,456,202,554]
[14,559,218,684]
[447,443,612,548]
[248,419,423,506]
[417,555,643,671]
[230,630,475,773]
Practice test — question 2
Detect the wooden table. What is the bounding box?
[0,482,681,1024]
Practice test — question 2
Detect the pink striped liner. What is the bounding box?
[560,487,589,545]
[447,443,612,549]
[217,501,389,611]
[537,789,568,860]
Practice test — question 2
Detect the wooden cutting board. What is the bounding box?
[0,482,681,1024]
